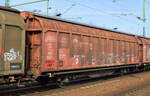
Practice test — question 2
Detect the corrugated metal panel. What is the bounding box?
[44,32,57,70]
[58,33,70,69]
[71,34,81,68]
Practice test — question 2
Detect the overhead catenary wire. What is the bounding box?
[65,0,123,17]
[65,0,142,27]
[56,4,76,16]
[4,0,143,34]
[97,0,141,23]
[112,0,136,12]
[64,0,145,36]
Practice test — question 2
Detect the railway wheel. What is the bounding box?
[57,77,69,88]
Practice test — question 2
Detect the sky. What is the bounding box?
[0,0,150,37]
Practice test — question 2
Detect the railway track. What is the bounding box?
[0,73,122,96]
[0,70,148,96]
[0,81,58,95]
[29,71,150,96]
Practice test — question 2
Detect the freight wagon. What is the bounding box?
[0,6,150,85]
[0,7,25,83]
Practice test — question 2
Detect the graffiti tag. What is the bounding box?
[0,50,5,56]
[0,48,22,61]
[4,48,22,61]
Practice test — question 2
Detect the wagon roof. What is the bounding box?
[0,6,25,29]
[35,13,150,39]
[0,6,19,13]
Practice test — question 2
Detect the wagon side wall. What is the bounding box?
[23,12,148,74]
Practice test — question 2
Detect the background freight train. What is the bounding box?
[0,7,25,78]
